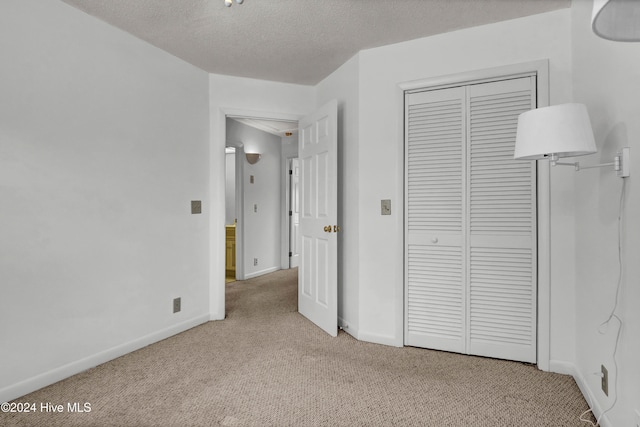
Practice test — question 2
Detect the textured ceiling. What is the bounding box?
[60,0,571,85]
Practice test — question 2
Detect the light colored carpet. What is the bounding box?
[2,268,594,426]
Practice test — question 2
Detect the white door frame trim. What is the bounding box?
[396,59,551,370]
[282,157,300,269]
[225,140,245,281]
[282,158,292,270]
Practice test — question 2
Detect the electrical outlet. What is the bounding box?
[173,297,181,313]
[253,258,258,266]
[601,365,608,396]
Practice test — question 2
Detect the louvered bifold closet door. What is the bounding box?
[466,77,537,363]
[404,87,466,353]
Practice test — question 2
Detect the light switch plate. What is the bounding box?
[381,199,391,215]
[191,200,202,214]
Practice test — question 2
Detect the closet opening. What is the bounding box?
[403,68,546,365]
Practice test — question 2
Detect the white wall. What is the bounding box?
[571,1,640,425]
[226,119,282,278]
[281,135,299,160]
[0,0,210,402]
[316,55,361,336]
[209,74,315,319]
[355,10,576,352]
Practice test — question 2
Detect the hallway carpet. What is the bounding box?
[3,268,594,426]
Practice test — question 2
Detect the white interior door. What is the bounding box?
[289,158,301,268]
[298,100,338,337]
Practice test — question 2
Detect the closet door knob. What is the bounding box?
[432,237,438,244]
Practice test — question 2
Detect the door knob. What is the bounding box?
[432,237,438,243]
[333,225,341,233]
[324,225,332,232]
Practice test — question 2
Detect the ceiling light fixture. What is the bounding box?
[514,103,630,178]
[225,0,244,7]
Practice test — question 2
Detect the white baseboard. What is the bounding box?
[0,314,210,404]
[244,266,279,280]
[357,330,403,347]
[548,359,576,376]
[210,312,225,321]
[549,360,611,427]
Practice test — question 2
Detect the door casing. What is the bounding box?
[286,158,301,269]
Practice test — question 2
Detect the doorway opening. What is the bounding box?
[404,76,538,363]
[224,115,299,288]
[218,101,339,338]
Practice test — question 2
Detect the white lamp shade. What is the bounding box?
[592,0,640,42]
[514,103,597,160]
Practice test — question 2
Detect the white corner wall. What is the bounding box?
[571,1,640,425]
[356,9,576,351]
[209,74,315,320]
[316,55,361,336]
[226,119,282,278]
[0,0,210,403]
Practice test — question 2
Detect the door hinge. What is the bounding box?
[289,170,293,175]
[289,210,292,216]
[289,252,292,257]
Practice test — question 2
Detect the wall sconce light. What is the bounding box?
[514,103,630,178]
[245,153,261,165]
[592,0,640,42]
